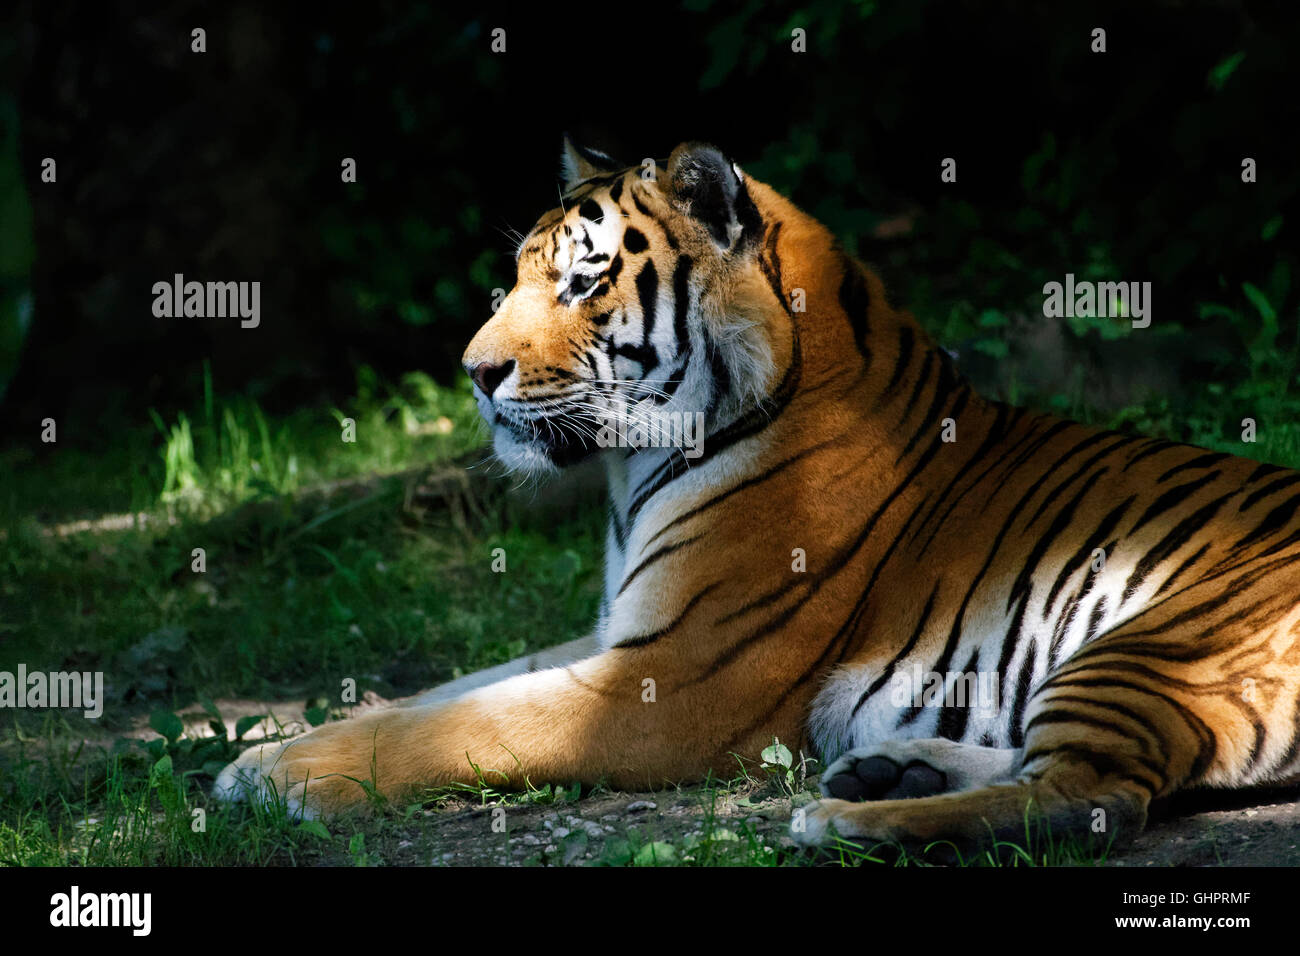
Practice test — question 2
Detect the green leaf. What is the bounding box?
[234,714,267,740]
[149,754,174,787]
[149,710,184,744]
[298,820,332,841]
[633,841,678,866]
[973,338,1011,359]
[348,832,367,863]
[562,831,589,865]
[1198,303,1238,321]
[760,741,793,768]
[1242,282,1277,324]
[198,696,223,723]
[1206,51,1245,92]
[304,706,329,728]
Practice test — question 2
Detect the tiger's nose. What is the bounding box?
[467,359,515,398]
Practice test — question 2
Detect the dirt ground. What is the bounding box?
[140,696,1300,866]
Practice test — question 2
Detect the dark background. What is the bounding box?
[3,0,1299,451]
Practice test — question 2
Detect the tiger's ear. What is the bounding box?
[560,134,621,192]
[665,142,762,252]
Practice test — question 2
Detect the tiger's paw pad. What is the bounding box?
[821,754,948,802]
[819,738,1020,801]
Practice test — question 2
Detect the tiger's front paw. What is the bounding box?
[212,722,386,819]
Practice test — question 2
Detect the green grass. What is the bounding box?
[0,366,610,865]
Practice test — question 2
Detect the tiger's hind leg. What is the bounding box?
[795,653,1199,855]
[796,663,1165,854]
[796,558,1300,856]
[795,697,1157,857]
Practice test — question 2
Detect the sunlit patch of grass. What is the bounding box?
[146,362,485,517]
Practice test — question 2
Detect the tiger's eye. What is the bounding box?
[570,273,598,295]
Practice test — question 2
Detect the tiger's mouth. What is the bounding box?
[491,404,602,469]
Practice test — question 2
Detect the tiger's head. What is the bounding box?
[462,138,789,476]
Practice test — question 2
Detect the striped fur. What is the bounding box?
[216,141,1300,855]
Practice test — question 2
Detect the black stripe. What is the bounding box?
[634,260,660,373]
[710,480,937,692]
[837,254,871,356]
[606,253,624,286]
[1043,496,1135,620]
[616,532,704,597]
[1023,709,1153,752]
[1245,462,1286,484]
[643,438,842,550]
[1008,639,1039,747]
[1036,693,1168,761]
[1121,439,1180,473]
[1239,473,1300,513]
[1155,452,1230,483]
[622,227,648,254]
[1023,434,1131,531]
[898,356,963,461]
[1122,492,1234,603]
[1009,468,1112,612]
[991,418,1074,487]
[1084,596,1109,642]
[1130,472,1221,535]
[899,350,936,426]
[912,403,1020,554]
[1021,744,1163,794]
[1040,675,1218,780]
[704,327,732,418]
[608,500,626,550]
[613,581,721,648]
[1153,542,1210,596]
[935,649,980,741]
[671,255,693,362]
[1231,489,1300,551]
[882,325,915,401]
[852,582,939,716]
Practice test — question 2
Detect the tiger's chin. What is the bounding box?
[491,425,599,477]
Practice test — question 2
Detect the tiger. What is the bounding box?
[216,137,1300,856]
